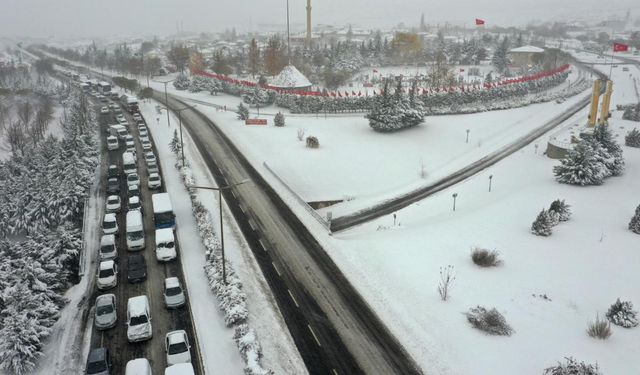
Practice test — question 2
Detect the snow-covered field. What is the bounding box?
[147,68,588,217]
[313,55,640,374]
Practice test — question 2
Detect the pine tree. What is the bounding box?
[625,128,640,147]
[531,209,553,236]
[553,140,608,186]
[169,129,181,154]
[629,204,640,234]
[592,123,624,176]
[549,199,572,222]
[236,103,249,120]
[173,74,190,90]
[274,112,285,127]
[606,298,639,328]
[491,37,510,74]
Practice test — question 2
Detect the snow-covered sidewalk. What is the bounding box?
[139,100,307,375]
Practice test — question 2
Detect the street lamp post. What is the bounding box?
[452,193,458,211]
[190,179,250,285]
[466,129,470,143]
[488,174,493,192]
[173,104,197,166]
[153,78,175,128]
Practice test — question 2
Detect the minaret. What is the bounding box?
[306,0,312,46]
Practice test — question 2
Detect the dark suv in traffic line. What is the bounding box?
[127,253,147,283]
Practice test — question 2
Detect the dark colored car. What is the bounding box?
[127,253,147,283]
[106,177,119,194]
[86,347,112,375]
[107,164,119,178]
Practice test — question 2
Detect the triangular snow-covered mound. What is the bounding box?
[269,65,312,89]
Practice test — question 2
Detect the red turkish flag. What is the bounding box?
[475,18,485,25]
[613,43,629,52]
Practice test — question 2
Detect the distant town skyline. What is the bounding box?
[1,0,639,39]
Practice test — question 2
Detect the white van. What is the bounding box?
[127,295,152,342]
[126,210,145,251]
[109,124,128,140]
[125,358,152,375]
[165,363,195,375]
[122,152,137,175]
[155,228,176,262]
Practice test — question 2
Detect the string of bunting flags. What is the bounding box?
[192,64,570,99]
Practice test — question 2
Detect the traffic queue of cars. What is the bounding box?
[80,84,194,375]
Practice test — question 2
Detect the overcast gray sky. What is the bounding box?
[1,0,638,38]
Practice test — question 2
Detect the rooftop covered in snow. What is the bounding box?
[269,65,312,90]
[510,45,545,53]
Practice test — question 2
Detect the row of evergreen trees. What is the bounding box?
[0,92,98,375]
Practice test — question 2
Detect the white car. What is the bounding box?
[164,277,185,308]
[105,195,121,213]
[147,162,159,175]
[138,127,148,137]
[99,234,118,262]
[100,106,110,114]
[94,294,117,330]
[148,173,161,189]
[128,195,142,212]
[119,117,129,125]
[165,330,191,366]
[132,113,143,122]
[102,213,118,235]
[106,136,119,151]
[116,114,125,122]
[140,138,152,150]
[97,260,117,290]
[127,172,140,189]
[144,152,156,165]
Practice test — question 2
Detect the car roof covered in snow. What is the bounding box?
[99,260,115,270]
[156,228,174,243]
[165,363,195,375]
[164,276,180,289]
[125,358,151,373]
[152,193,172,213]
[127,295,149,316]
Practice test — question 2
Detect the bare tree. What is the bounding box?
[437,265,456,301]
[297,128,306,141]
[17,100,34,130]
[5,120,27,157]
[0,103,8,134]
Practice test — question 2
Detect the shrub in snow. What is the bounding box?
[586,314,612,339]
[543,357,602,375]
[531,209,554,236]
[553,140,608,186]
[233,324,272,375]
[629,204,640,234]
[549,199,571,222]
[606,298,639,328]
[274,112,285,127]
[173,74,190,90]
[622,103,640,122]
[592,123,624,177]
[237,103,249,120]
[437,265,456,301]
[306,136,319,148]
[626,128,640,147]
[470,247,502,267]
[465,306,514,336]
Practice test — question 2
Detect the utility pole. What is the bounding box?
[154,78,175,128]
[190,179,250,285]
[286,0,291,63]
[173,104,197,166]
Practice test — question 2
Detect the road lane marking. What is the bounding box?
[308,324,322,347]
[272,262,281,276]
[231,190,237,199]
[239,204,245,214]
[248,219,256,231]
[332,369,339,375]
[287,289,299,308]
[258,239,267,252]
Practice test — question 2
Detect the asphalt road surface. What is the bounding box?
[87,95,203,375]
[154,91,423,375]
